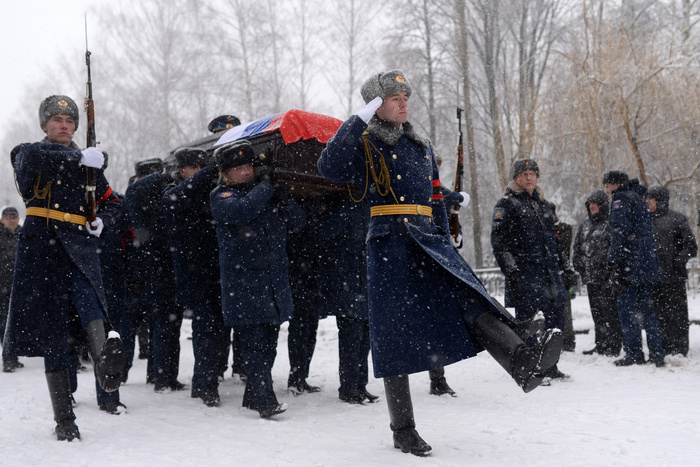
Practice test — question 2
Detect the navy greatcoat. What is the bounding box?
[210,179,306,327]
[4,140,120,357]
[319,115,506,379]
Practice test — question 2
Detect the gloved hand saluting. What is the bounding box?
[86,217,104,237]
[356,96,383,123]
[80,147,105,169]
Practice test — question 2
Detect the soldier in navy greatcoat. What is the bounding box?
[211,140,306,418]
[319,70,563,456]
[3,95,125,441]
[162,148,227,407]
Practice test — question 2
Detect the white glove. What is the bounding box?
[459,192,471,208]
[86,217,104,237]
[80,147,105,168]
[451,233,463,249]
[356,96,383,123]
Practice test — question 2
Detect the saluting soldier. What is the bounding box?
[3,95,125,441]
[319,70,563,456]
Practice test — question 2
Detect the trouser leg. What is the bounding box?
[337,315,362,396]
[239,324,280,413]
[190,304,224,392]
[616,288,645,362]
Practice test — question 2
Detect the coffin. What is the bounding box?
[170,109,352,197]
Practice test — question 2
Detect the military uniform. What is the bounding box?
[211,177,306,416]
[125,172,184,390]
[319,114,511,378]
[162,165,226,403]
[4,140,120,358]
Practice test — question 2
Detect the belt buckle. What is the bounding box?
[63,213,71,222]
[415,205,423,216]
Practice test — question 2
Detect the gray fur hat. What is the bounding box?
[511,158,539,179]
[39,95,79,129]
[360,69,412,104]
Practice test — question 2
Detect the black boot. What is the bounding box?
[46,369,80,441]
[384,375,432,456]
[470,312,563,393]
[429,368,456,396]
[86,320,126,393]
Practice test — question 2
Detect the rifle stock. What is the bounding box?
[449,108,464,244]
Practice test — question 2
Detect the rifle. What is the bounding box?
[84,15,97,223]
[449,107,464,245]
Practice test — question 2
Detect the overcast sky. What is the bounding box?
[0,0,106,131]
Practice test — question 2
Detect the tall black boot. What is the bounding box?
[45,369,80,441]
[470,312,563,393]
[383,375,432,456]
[86,319,126,393]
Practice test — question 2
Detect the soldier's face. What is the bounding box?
[376,91,408,128]
[514,170,538,195]
[646,197,657,212]
[42,114,75,146]
[225,163,254,184]
[179,165,202,179]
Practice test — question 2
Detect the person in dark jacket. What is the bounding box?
[491,158,569,381]
[3,95,125,441]
[572,190,622,356]
[286,203,322,396]
[162,148,227,406]
[311,192,378,404]
[604,170,666,367]
[1,206,22,372]
[553,207,577,352]
[211,140,306,419]
[125,163,185,392]
[319,70,562,456]
[645,185,697,357]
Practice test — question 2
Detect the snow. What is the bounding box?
[2,295,700,466]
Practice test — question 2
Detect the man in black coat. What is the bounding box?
[491,158,569,380]
[1,206,22,372]
[162,148,227,406]
[572,190,622,356]
[645,185,697,357]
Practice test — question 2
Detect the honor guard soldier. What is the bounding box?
[210,140,306,418]
[319,70,562,456]
[1,206,22,373]
[3,95,125,441]
[162,148,227,407]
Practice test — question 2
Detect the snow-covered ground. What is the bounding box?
[2,294,700,466]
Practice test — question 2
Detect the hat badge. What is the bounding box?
[58,99,69,107]
[396,75,405,83]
